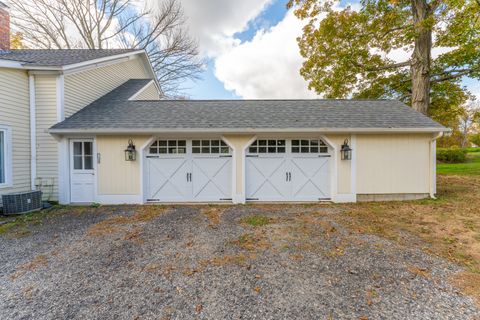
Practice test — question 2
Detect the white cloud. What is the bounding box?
[173,0,273,57]
[214,10,318,99]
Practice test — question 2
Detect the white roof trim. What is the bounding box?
[128,80,156,100]
[0,50,144,71]
[0,49,161,94]
[49,127,451,135]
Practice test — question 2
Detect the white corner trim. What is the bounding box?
[350,134,357,201]
[319,135,338,202]
[0,125,13,188]
[241,136,258,204]
[29,75,37,190]
[430,132,443,198]
[58,137,70,204]
[128,80,155,100]
[56,74,65,122]
[140,136,157,203]
[220,136,238,204]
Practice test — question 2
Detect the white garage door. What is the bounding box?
[246,139,331,201]
[146,139,232,202]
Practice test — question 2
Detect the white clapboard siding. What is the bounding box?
[133,81,160,100]
[64,57,152,117]
[356,134,431,194]
[0,68,31,201]
[35,75,59,201]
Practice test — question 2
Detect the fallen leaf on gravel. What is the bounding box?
[10,254,49,280]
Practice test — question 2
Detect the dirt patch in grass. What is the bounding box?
[451,272,480,306]
[201,206,229,227]
[407,265,431,279]
[87,206,168,237]
[11,254,49,281]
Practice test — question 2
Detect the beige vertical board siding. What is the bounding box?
[133,81,160,100]
[64,58,151,117]
[223,135,255,195]
[35,75,58,200]
[356,134,431,194]
[97,136,150,195]
[324,134,351,194]
[0,68,31,199]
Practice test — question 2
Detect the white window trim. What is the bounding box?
[0,125,13,188]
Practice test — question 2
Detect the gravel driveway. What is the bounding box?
[0,205,478,320]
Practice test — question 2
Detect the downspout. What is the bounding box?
[430,132,443,199]
[29,74,37,190]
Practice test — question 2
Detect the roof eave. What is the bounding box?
[0,49,145,71]
[48,127,450,135]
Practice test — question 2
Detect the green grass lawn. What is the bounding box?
[437,152,480,175]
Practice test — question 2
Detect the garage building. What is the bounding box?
[49,79,448,204]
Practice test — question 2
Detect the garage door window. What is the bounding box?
[149,140,187,154]
[192,140,230,154]
[249,140,286,154]
[292,139,328,153]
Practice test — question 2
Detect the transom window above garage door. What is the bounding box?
[149,140,187,154]
[248,140,286,154]
[192,140,230,154]
[292,139,328,153]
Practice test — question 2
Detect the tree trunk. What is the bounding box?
[410,0,432,115]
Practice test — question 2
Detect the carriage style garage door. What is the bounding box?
[145,139,232,202]
[246,139,331,202]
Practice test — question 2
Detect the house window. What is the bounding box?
[291,139,328,153]
[192,140,230,154]
[73,141,94,170]
[149,140,187,154]
[0,127,11,187]
[248,140,286,154]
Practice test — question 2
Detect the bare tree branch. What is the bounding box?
[9,0,203,95]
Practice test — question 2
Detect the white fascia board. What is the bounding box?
[1,50,146,74]
[49,127,450,135]
[62,50,145,72]
[0,59,25,69]
[139,52,162,95]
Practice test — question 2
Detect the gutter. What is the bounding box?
[48,127,451,135]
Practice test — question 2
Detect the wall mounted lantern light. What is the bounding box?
[125,139,136,161]
[340,139,352,160]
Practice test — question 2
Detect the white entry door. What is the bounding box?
[70,139,95,203]
[145,139,232,202]
[246,139,331,201]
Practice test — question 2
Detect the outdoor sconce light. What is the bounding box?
[340,139,352,160]
[125,139,136,161]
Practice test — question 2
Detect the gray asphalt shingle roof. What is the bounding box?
[0,49,138,66]
[50,79,447,133]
